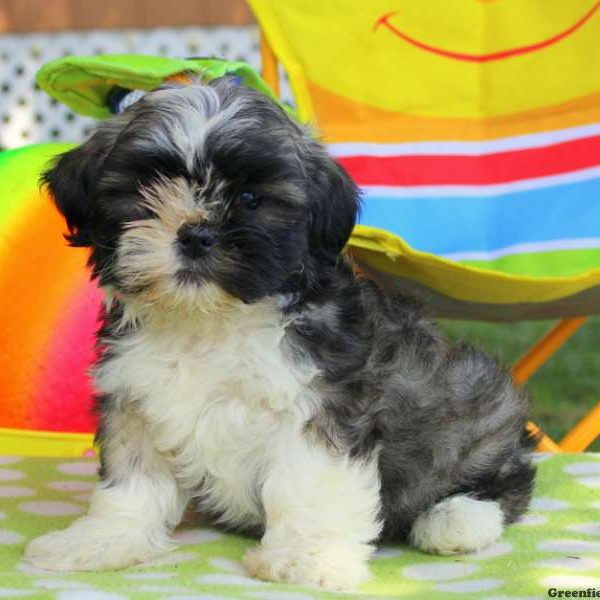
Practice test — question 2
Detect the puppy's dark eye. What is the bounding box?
[239,191,261,210]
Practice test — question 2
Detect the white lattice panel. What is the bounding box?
[0,27,293,149]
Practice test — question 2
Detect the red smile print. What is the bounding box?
[374,1,600,62]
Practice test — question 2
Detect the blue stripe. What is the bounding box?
[358,177,600,255]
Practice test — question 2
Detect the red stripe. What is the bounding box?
[337,135,600,186]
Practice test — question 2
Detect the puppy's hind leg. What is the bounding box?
[26,408,188,571]
[408,494,504,555]
[409,345,536,556]
[408,442,535,556]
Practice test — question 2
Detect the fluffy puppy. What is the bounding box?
[26,77,535,590]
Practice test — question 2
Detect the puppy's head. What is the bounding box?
[44,78,360,312]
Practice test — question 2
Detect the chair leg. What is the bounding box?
[512,317,587,385]
[513,317,587,452]
[526,421,563,453]
[559,402,600,452]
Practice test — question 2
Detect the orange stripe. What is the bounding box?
[307,80,600,142]
[165,72,195,85]
[0,188,90,428]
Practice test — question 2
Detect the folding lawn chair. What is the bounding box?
[249,0,600,453]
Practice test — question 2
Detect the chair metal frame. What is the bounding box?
[259,33,600,452]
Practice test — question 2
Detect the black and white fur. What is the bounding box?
[26,78,535,590]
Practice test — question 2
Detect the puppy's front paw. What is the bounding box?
[243,541,371,591]
[25,516,173,571]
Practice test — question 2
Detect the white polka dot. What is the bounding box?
[515,513,547,526]
[564,461,600,475]
[468,541,512,559]
[164,594,229,600]
[196,574,263,586]
[530,497,571,511]
[248,593,317,600]
[136,551,198,567]
[485,596,541,600]
[47,481,95,492]
[0,456,21,465]
[538,539,600,553]
[0,529,24,544]
[34,580,91,590]
[0,486,35,498]
[0,469,24,481]
[124,572,174,581]
[0,511,5,520]
[17,562,63,576]
[172,528,221,544]
[435,578,503,593]
[19,501,84,516]
[531,452,552,463]
[566,522,600,536]
[57,462,98,476]
[577,476,600,489]
[537,556,599,571]
[72,493,92,503]
[56,593,127,600]
[373,547,403,559]
[540,575,600,589]
[208,558,246,575]
[591,500,600,509]
[132,586,190,594]
[403,563,479,581]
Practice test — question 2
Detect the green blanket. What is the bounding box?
[0,454,598,598]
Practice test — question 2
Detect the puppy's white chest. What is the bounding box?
[96,302,316,527]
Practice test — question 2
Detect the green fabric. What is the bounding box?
[36,54,294,119]
[461,247,600,278]
[0,144,73,223]
[0,454,598,598]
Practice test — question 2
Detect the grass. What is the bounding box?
[436,316,600,452]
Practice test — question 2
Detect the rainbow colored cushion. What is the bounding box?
[0,144,100,454]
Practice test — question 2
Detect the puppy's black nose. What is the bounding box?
[177,223,216,258]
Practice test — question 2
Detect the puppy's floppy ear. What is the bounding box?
[307,150,361,265]
[41,124,120,247]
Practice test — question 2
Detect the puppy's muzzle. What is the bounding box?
[177,223,217,259]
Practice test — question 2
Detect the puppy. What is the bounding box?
[26,77,535,590]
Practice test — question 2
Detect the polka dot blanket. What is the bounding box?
[0,453,598,599]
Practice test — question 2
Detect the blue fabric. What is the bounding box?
[359,177,600,255]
